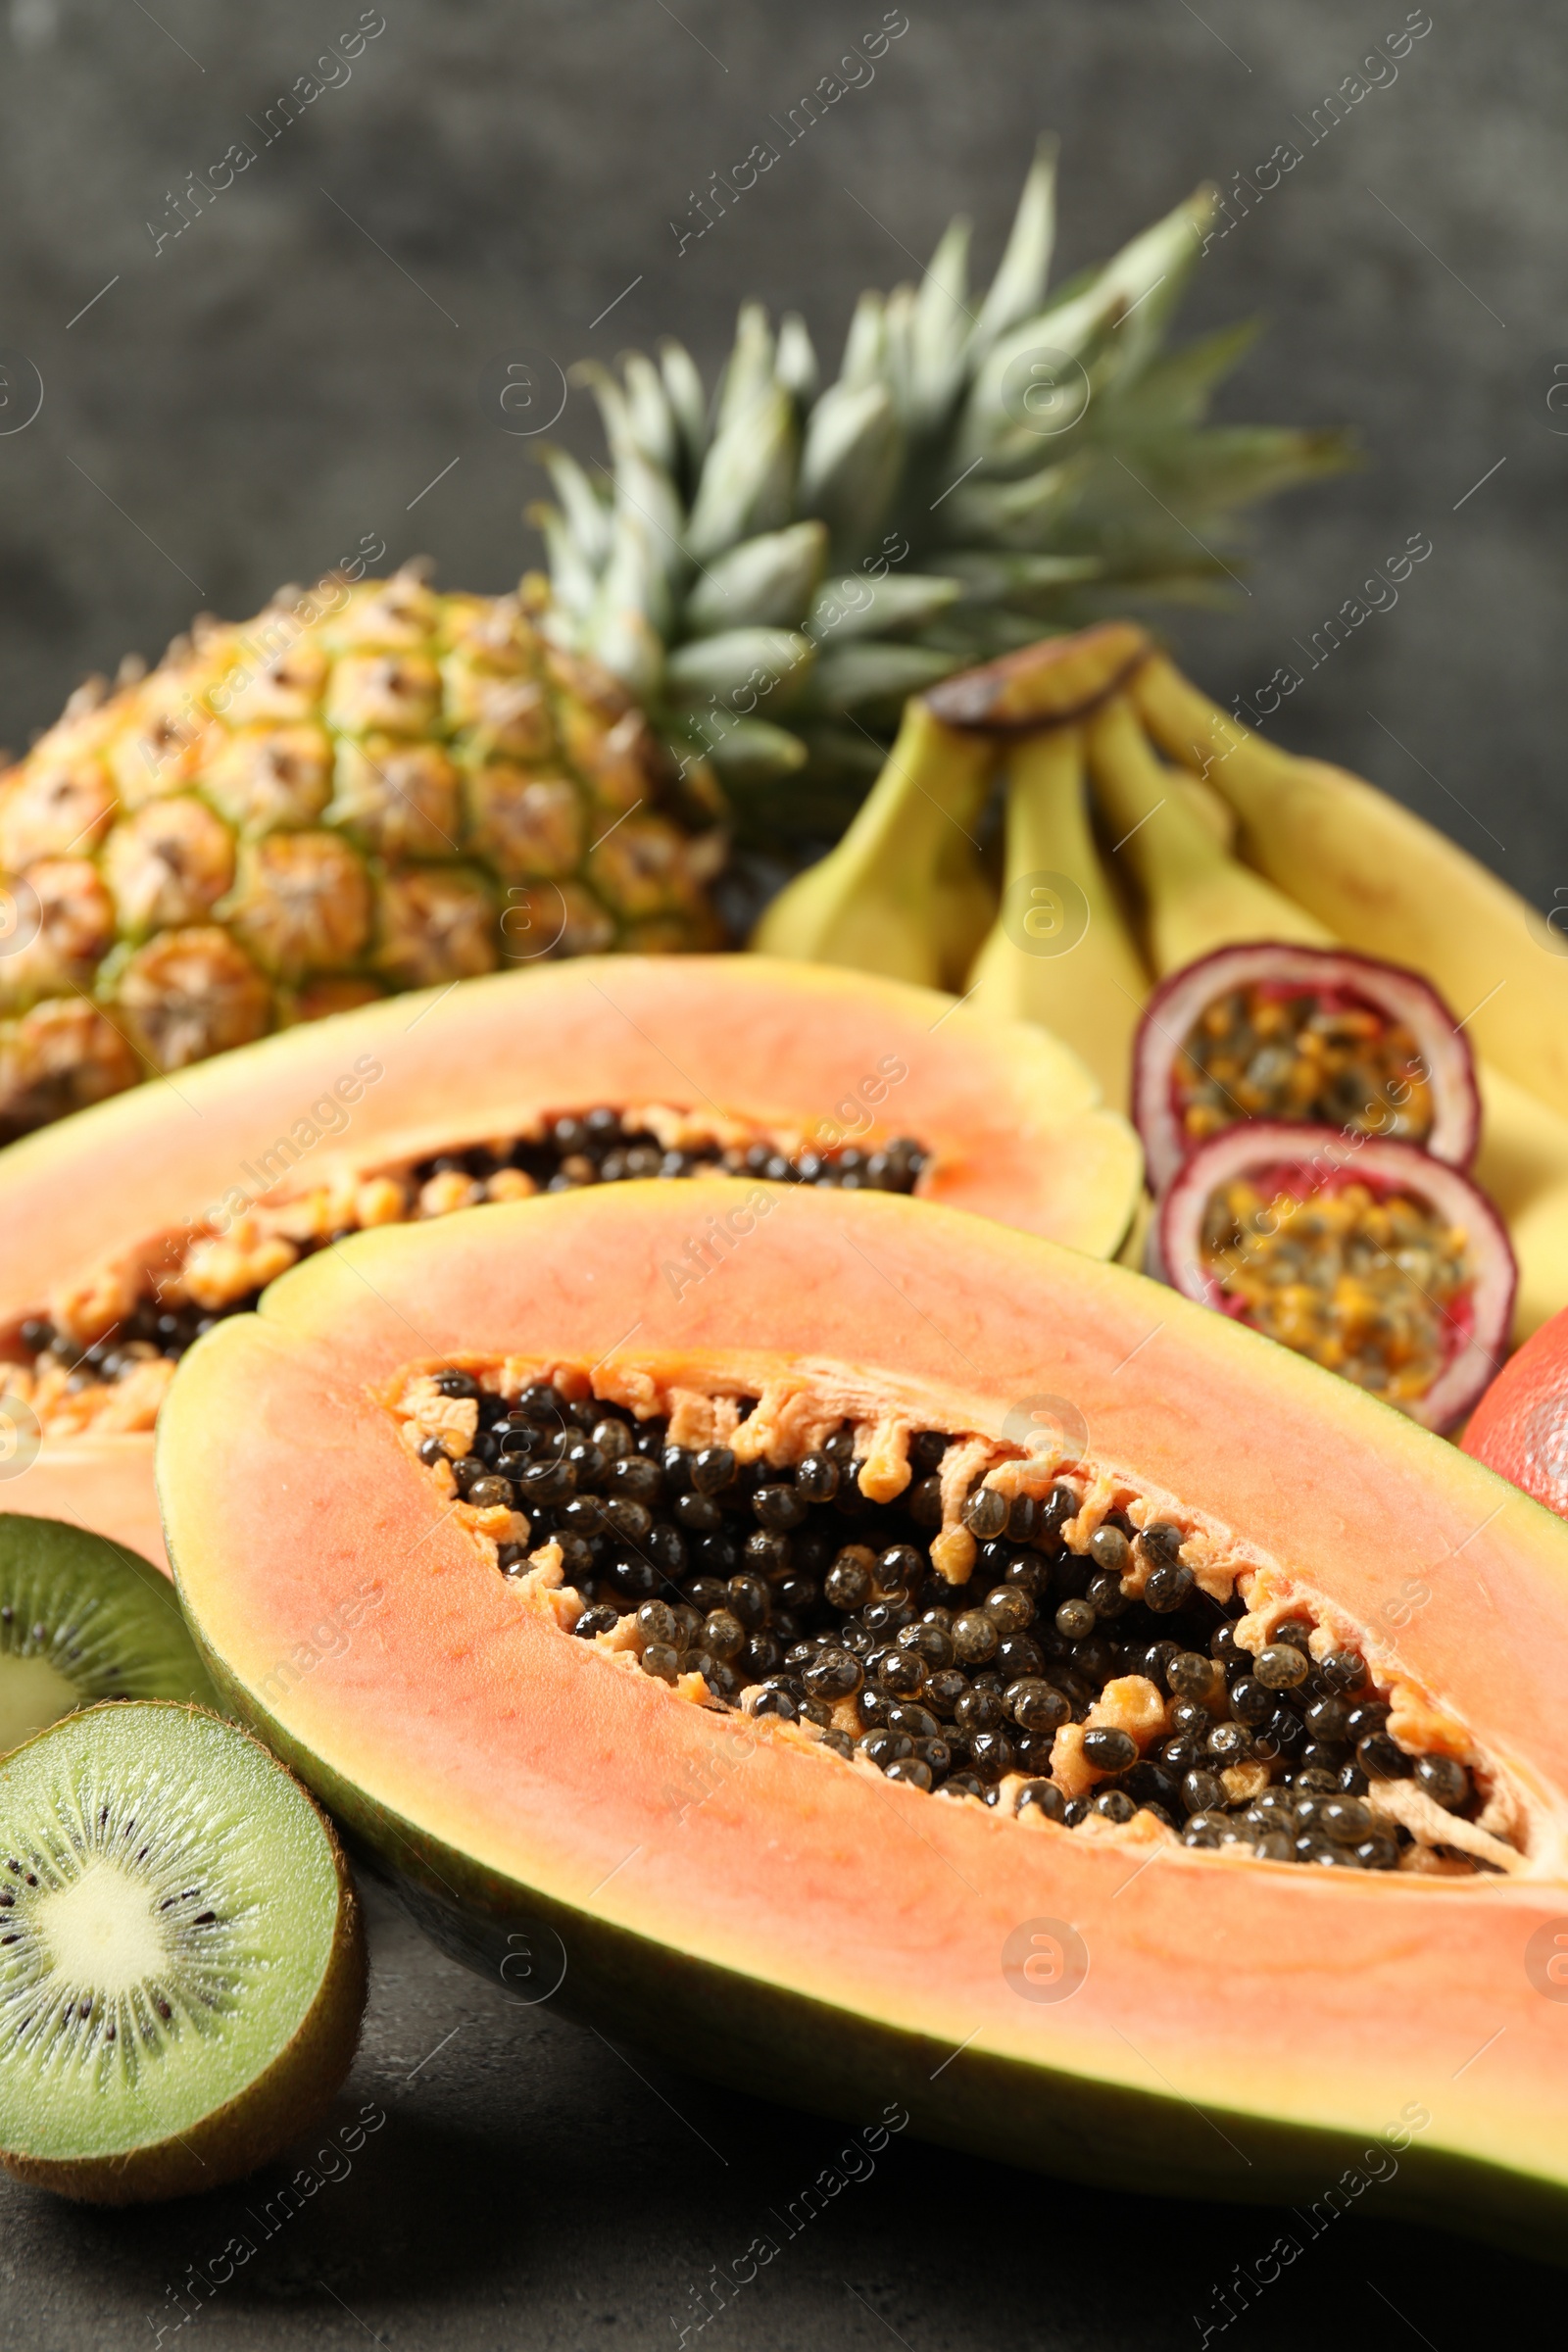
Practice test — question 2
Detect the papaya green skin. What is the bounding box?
[156,1187,1568,2260]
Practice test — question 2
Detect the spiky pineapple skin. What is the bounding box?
[0,569,725,1137]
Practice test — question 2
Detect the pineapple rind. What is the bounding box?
[0,577,724,1136]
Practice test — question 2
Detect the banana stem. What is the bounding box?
[967,725,1148,1108]
[1130,652,1295,792]
[751,699,995,984]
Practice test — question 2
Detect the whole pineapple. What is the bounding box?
[0,575,725,1136]
[534,142,1350,839]
[0,142,1347,1138]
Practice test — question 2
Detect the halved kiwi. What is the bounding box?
[0,1700,366,2202]
[0,1516,216,1755]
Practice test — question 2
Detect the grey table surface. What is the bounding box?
[1,1872,1552,2352]
[1,3,1564,2342]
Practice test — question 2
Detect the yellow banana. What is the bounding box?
[1470,1067,1568,1343]
[1172,766,1237,855]
[929,826,1000,994]
[1131,654,1568,1124]
[966,726,1149,1108]
[751,700,995,984]
[1116,1189,1154,1272]
[754,627,1154,986]
[1085,695,1329,973]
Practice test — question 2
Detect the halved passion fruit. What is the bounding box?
[1134,943,1480,1195]
[156,1180,1568,2249]
[0,955,1139,1564]
[1155,1124,1515,1432]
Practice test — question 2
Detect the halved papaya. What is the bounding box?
[157,1178,1568,2252]
[0,956,1139,1565]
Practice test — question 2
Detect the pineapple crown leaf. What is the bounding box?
[657,336,710,477]
[774,313,820,408]
[970,133,1057,355]
[527,143,1350,825]
[1099,318,1264,431]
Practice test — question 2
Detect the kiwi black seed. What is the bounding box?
[0,1517,217,1758]
[0,1701,365,2204]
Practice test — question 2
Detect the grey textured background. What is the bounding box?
[1,4,1564,2342]
[0,0,1562,896]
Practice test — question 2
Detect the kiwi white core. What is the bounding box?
[36,1860,169,1994]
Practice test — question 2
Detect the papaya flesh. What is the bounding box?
[9,1437,172,1570]
[0,955,1140,1566]
[157,1180,1568,2253]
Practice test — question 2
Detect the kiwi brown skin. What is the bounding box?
[0,1702,368,2206]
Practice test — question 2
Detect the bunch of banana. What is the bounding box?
[755,625,1568,1344]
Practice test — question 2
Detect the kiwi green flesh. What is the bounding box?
[0,1516,216,1754]
[0,1701,365,2200]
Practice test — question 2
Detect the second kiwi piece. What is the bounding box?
[0,1515,217,1757]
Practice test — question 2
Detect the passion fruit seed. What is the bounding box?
[1197,1174,1471,1405]
[1175,981,1436,1150]
[409,1383,1507,1876]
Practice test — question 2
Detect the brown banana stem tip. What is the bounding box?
[923,622,1152,736]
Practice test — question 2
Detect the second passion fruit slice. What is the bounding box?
[1153,1123,1515,1431]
